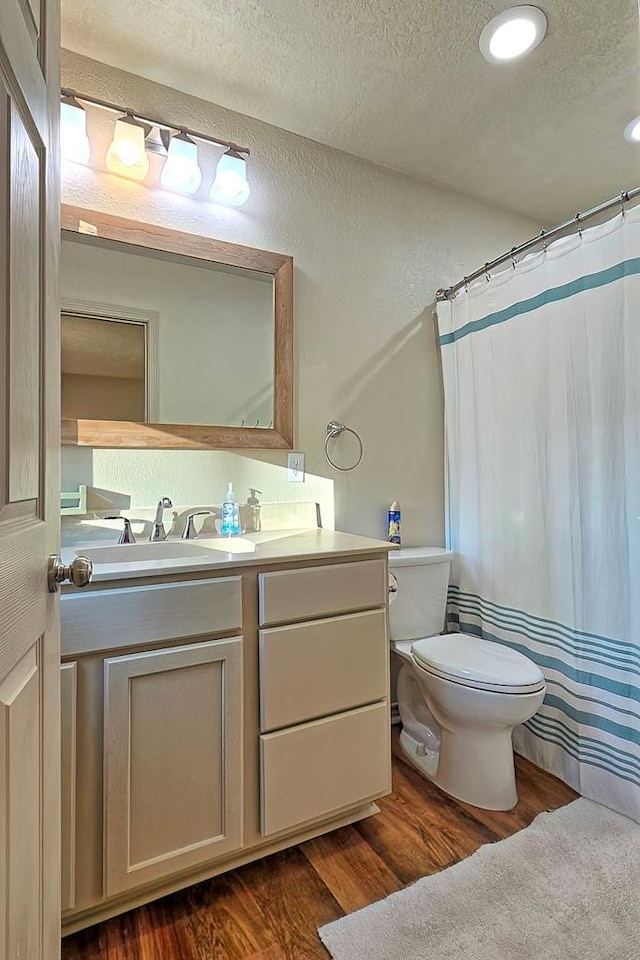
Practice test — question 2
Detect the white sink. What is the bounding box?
[75,542,215,564]
[76,537,258,564]
[198,536,258,554]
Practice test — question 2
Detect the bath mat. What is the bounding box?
[318,799,640,960]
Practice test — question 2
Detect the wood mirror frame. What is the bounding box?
[60,204,293,450]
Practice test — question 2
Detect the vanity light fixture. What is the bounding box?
[60,94,91,165]
[210,149,251,206]
[479,5,547,64]
[144,126,169,158]
[60,88,251,205]
[106,114,151,180]
[623,116,640,143]
[160,131,202,194]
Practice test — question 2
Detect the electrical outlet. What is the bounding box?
[287,452,305,482]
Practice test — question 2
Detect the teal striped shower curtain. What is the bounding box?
[436,209,640,820]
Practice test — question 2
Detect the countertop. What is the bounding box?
[63,528,396,583]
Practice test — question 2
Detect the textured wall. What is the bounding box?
[61,50,538,543]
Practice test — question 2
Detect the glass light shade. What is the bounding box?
[160,132,202,194]
[479,6,547,64]
[624,116,640,143]
[209,150,251,206]
[60,97,91,165]
[105,116,150,181]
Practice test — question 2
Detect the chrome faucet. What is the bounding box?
[182,510,216,540]
[105,516,136,544]
[150,497,173,542]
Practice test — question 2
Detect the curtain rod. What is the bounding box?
[61,87,250,157]
[436,186,640,302]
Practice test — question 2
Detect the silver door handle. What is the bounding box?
[48,555,93,593]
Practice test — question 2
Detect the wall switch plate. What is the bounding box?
[287,453,305,482]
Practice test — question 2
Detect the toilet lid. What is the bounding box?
[411,633,545,694]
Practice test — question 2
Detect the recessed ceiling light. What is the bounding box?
[623,116,640,143]
[479,6,548,64]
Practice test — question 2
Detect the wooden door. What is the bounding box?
[0,0,60,957]
[103,638,243,897]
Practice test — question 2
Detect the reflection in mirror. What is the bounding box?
[60,234,275,428]
[61,313,148,422]
[59,205,293,450]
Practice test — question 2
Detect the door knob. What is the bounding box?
[48,555,93,593]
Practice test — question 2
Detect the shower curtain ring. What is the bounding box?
[510,248,518,270]
[463,276,469,293]
[576,212,584,239]
[483,263,491,283]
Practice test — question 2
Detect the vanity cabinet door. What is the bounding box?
[60,662,78,913]
[103,637,243,897]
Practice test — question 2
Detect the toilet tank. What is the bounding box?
[388,547,453,641]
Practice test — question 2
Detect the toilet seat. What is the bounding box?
[411,633,545,694]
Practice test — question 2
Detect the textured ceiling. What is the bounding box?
[61,0,640,222]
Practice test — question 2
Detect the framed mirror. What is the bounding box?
[60,204,293,449]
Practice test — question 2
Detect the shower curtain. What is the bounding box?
[436,207,640,821]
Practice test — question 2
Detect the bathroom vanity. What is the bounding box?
[59,529,392,933]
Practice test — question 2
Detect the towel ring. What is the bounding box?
[324,420,364,472]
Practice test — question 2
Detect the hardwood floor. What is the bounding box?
[62,735,577,960]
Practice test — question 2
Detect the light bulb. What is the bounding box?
[160,131,202,194]
[489,18,537,59]
[105,116,150,181]
[210,149,250,206]
[479,6,547,64]
[60,96,90,165]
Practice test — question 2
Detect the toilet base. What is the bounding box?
[399,725,519,811]
[399,727,439,779]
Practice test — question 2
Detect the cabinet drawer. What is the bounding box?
[61,576,242,655]
[260,609,388,731]
[259,558,387,626]
[260,701,391,836]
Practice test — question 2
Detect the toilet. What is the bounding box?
[389,547,546,810]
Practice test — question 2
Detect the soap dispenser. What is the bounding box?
[221,482,241,536]
[247,488,262,532]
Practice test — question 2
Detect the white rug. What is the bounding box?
[318,799,640,960]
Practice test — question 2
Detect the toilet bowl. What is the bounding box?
[389,549,546,810]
